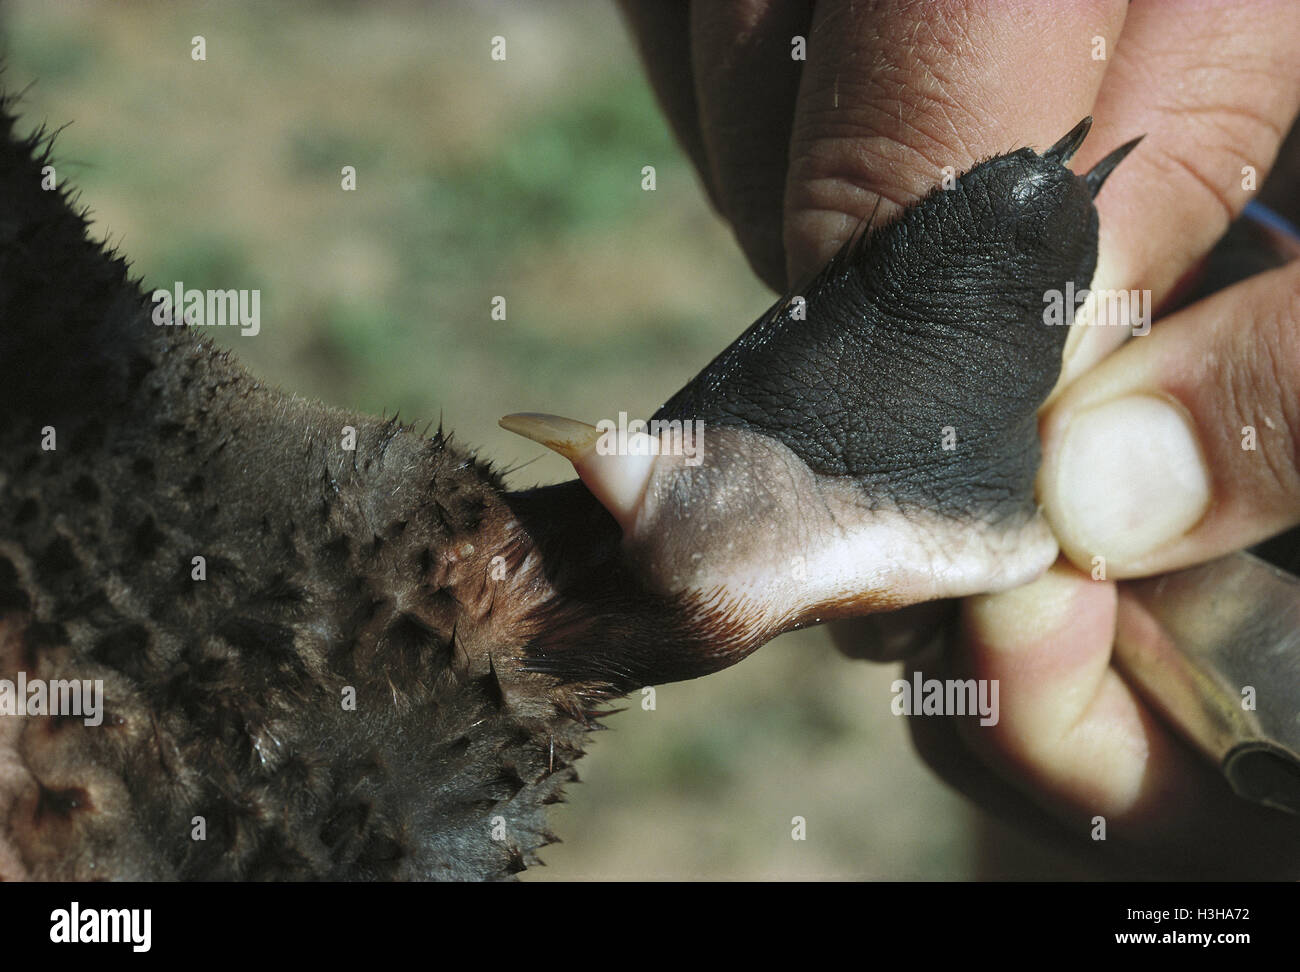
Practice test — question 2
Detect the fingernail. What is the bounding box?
[1051,395,1211,563]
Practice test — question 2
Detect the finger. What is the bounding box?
[903,626,1102,866]
[782,0,1126,284]
[618,1,716,205]
[949,562,1300,876]
[904,657,1101,870]
[958,563,1126,818]
[689,0,813,290]
[908,643,1300,878]
[1040,261,1300,577]
[1054,0,1300,387]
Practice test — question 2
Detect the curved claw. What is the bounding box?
[1045,115,1093,166]
[1085,134,1145,197]
[500,412,656,534]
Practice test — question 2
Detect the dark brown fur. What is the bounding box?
[0,97,749,880]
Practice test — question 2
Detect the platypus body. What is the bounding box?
[0,92,1135,879]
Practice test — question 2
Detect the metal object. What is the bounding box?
[1116,551,1300,815]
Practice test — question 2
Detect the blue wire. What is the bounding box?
[1243,201,1300,242]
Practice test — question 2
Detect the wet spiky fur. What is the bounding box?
[0,95,661,880]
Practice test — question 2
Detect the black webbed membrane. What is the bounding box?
[504,118,1137,668]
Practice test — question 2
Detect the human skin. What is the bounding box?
[620,0,1300,876]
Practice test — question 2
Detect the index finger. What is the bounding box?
[783,0,1125,283]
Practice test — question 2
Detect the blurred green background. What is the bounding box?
[1,0,1077,879]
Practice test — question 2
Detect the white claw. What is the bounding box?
[499,412,656,535]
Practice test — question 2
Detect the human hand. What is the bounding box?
[622,0,1300,876]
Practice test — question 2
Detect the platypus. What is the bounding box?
[0,92,1136,879]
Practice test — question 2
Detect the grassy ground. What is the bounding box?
[1,0,1078,879]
